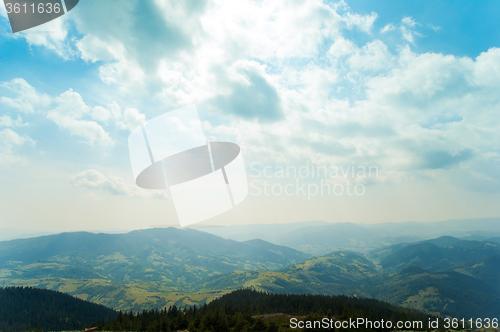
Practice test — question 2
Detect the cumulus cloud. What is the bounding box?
[342,12,378,33]
[346,40,395,72]
[0,128,35,165]
[0,114,29,128]
[0,78,51,113]
[46,89,114,147]
[4,0,500,195]
[91,102,122,124]
[17,11,75,59]
[72,169,168,199]
[118,108,146,131]
[0,77,147,148]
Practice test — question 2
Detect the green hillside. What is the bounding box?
[359,266,500,318]
[453,254,500,293]
[198,251,500,319]
[0,228,308,284]
[201,252,376,295]
[369,236,500,272]
[0,228,308,310]
[0,286,117,332]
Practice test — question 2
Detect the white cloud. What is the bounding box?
[0,78,51,113]
[328,37,357,58]
[402,16,418,28]
[72,169,168,199]
[473,47,500,87]
[90,101,123,124]
[20,12,75,59]
[399,17,422,44]
[429,24,441,31]
[118,108,146,131]
[342,12,378,33]
[380,17,425,44]
[347,40,395,72]
[380,23,396,34]
[76,35,125,63]
[0,114,28,128]
[91,106,113,124]
[0,128,35,165]
[53,0,346,96]
[4,0,500,196]
[400,25,421,44]
[46,89,114,147]
[0,78,144,147]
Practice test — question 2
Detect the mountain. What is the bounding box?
[0,228,309,310]
[276,223,406,254]
[2,230,498,319]
[453,254,500,293]
[197,217,500,254]
[359,267,500,319]
[0,228,309,283]
[0,228,56,242]
[200,251,377,296]
[196,220,328,243]
[372,236,500,272]
[487,237,500,243]
[200,248,500,319]
[0,286,117,332]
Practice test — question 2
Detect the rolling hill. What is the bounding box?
[197,247,500,319]
[0,228,309,284]
[359,266,500,318]
[200,251,377,296]
[453,254,500,293]
[370,236,500,272]
[0,228,309,310]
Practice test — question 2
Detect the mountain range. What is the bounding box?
[0,228,308,284]
[0,222,499,319]
[0,228,308,311]
[197,217,500,254]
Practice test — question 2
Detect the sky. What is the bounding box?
[1,0,500,232]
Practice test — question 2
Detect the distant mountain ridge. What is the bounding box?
[369,236,500,271]
[197,217,500,254]
[0,228,309,280]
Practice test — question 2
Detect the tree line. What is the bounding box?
[92,289,436,332]
[0,287,117,332]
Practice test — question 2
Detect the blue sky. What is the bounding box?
[1,0,500,231]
